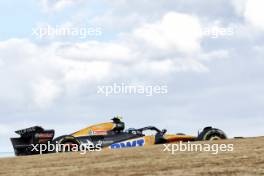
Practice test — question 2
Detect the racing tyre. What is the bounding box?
[197,127,227,141]
[52,135,80,152]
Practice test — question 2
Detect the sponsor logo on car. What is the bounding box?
[110,138,145,149]
[88,129,107,135]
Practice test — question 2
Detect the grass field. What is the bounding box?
[0,137,263,176]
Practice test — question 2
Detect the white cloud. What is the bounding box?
[0,12,232,108]
[200,50,229,61]
[40,0,83,12]
[243,0,264,30]
[61,60,111,84]
[138,59,208,74]
[141,60,176,74]
[90,12,145,32]
[231,0,248,16]
[32,78,61,108]
[134,12,202,53]
[244,0,264,30]
[56,41,132,61]
[0,39,114,108]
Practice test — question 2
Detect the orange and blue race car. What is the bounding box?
[10,117,227,156]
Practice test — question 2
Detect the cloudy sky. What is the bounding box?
[0,0,264,152]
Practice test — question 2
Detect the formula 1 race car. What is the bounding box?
[10,117,227,156]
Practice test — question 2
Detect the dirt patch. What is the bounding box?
[1,137,263,176]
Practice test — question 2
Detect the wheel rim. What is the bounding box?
[209,136,221,140]
[63,142,76,152]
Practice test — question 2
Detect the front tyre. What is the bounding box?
[197,127,227,141]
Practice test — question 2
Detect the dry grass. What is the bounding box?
[0,137,263,176]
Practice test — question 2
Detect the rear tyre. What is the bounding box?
[52,135,80,152]
[197,127,227,141]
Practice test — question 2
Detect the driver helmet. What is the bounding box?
[111,115,123,122]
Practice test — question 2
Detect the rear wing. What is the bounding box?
[11,126,55,156]
[15,126,45,138]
